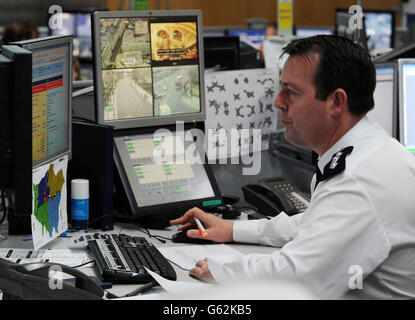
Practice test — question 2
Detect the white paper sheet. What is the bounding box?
[145,267,214,294]
[158,244,242,270]
[31,155,68,250]
[204,68,279,160]
[0,248,92,268]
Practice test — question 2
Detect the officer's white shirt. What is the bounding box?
[207,116,415,299]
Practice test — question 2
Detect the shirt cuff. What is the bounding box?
[233,220,261,244]
[208,254,241,283]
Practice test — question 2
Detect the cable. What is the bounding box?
[0,190,8,225]
[105,280,158,299]
[87,213,113,227]
[72,260,95,268]
[117,224,171,243]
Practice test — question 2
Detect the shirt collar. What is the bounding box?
[317,116,369,173]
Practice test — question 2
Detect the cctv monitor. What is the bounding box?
[295,26,332,38]
[0,35,72,234]
[398,59,415,155]
[113,122,222,228]
[92,10,206,130]
[364,10,395,51]
[369,62,398,138]
[203,36,240,70]
[335,10,367,49]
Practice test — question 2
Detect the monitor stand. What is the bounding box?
[136,216,173,230]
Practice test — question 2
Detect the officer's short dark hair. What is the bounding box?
[282,35,376,116]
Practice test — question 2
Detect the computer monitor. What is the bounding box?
[93,10,222,227]
[14,36,73,168]
[203,36,240,70]
[0,45,32,235]
[364,10,395,51]
[227,28,266,51]
[49,10,93,59]
[92,10,206,130]
[0,35,73,235]
[398,59,415,155]
[369,62,398,138]
[113,122,222,227]
[294,26,332,38]
[335,9,368,49]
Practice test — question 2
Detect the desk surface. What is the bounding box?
[0,214,279,299]
[0,152,315,299]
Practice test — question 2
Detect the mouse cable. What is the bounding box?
[117,224,170,243]
[105,280,158,299]
[72,260,96,268]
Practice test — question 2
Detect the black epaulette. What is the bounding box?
[315,146,354,190]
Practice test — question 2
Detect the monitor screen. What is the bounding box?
[50,12,92,58]
[92,10,206,130]
[365,11,395,51]
[228,28,266,50]
[14,36,73,168]
[399,59,415,154]
[113,124,222,225]
[369,63,398,138]
[295,26,332,38]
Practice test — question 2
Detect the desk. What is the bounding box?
[0,213,281,300]
[0,152,315,299]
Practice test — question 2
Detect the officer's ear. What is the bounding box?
[328,88,348,119]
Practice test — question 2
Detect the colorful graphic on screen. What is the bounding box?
[150,22,198,62]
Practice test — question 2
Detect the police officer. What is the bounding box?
[171,35,415,299]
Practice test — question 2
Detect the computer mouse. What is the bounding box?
[171,229,214,244]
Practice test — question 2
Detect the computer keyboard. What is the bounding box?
[87,233,177,284]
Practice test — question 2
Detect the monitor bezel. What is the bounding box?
[398,58,415,149]
[12,35,73,168]
[113,123,223,222]
[92,10,206,130]
[373,61,398,139]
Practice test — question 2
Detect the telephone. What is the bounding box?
[241,176,310,216]
[0,258,105,300]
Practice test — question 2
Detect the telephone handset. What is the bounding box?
[0,258,105,300]
[241,176,310,216]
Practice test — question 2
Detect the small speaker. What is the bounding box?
[68,121,114,231]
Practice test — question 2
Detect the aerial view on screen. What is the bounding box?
[153,65,200,116]
[102,67,153,120]
[100,17,151,69]
[150,22,198,62]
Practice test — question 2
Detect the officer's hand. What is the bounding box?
[170,207,234,243]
